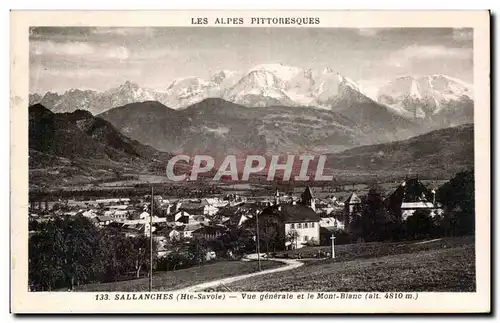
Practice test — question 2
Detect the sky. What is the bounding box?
[29,27,473,95]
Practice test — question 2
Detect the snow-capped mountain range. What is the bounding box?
[377,74,473,123]
[30,81,170,115]
[30,63,474,127]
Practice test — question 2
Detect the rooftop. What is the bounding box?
[345,192,362,205]
[261,203,320,223]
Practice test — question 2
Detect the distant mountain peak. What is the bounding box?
[322,65,335,74]
[117,80,140,91]
[211,69,239,85]
[377,74,474,126]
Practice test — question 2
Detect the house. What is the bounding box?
[182,223,204,239]
[204,197,229,208]
[315,201,336,215]
[105,209,130,220]
[156,223,181,241]
[319,216,345,230]
[108,205,129,210]
[178,201,205,214]
[121,223,146,237]
[385,178,443,221]
[162,203,174,215]
[283,204,321,249]
[191,214,210,226]
[224,214,248,228]
[179,200,219,216]
[94,215,113,227]
[259,187,321,250]
[81,209,97,219]
[117,217,167,225]
[256,199,274,207]
[236,202,263,217]
[169,211,190,224]
[63,211,79,217]
[95,198,130,205]
[192,225,227,240]
[144,222,157,237]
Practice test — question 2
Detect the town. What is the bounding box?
[28,170,474,292]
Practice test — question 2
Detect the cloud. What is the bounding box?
[387,45,472,67]
[31,40,130,61]
[30,63,142,93]
[31,40,94,56]
[91,27,156,37]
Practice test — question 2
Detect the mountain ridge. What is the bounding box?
[97,98,423,157]
[325,123,474,179]
[29,103,172,188]
[30,64,474,131]
[377,74,474,127]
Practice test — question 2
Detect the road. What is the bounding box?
[169,254,304,292]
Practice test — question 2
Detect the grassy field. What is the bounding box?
[275,236,474,260]
[74,260,282,292]
[219,236,475,292]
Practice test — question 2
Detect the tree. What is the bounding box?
[29,215,99,291]
[156,252,191,271]
[304,237,319,247]
[29,229,65,291]
[359,186,392,242]
[187,237,209,266]
[404,210,436,240]
[132,235,159,277]
[436,169,475,236]
[95,228,133,282]
[286,230,299,250]
[242,211,286,252]
[95,231,159,281]
[347,212,364,240]
[214,227,254,257]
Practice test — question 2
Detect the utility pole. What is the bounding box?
[330,234,336,259]
[255,212,261,271]
[149,186,153,292]
[265,226,269,261]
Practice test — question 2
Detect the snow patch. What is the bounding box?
[248,63,302,82]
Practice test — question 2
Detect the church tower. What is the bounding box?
[275,188,280,205]
[301,186,316,211]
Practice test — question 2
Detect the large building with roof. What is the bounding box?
[385,178,443,221]
[259,186,321,249]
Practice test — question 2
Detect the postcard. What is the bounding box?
[10,10,490,314]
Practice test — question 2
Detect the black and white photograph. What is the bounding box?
[10,10,491,314]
